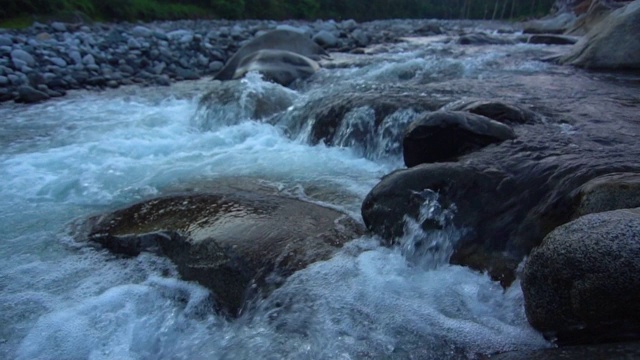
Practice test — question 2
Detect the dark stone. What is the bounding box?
[457,33,515,45]
[443,100,542,125]
[522,208,640,345]
[490,342,640,360]
[527,34,579,45]
[567,172,640,220]
[16,85,50,103]
[402,111,516,167]
[80,188,363,316]
[362,117,640,285]
[214,30,328,82]
[175,67,200,80]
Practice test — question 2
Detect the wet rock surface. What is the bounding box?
[361,68,640,286]
[522,208,640,344]
[560,0,640,69]
[80,187,364,316]
[567,172,640,219]
[402,111,516,167]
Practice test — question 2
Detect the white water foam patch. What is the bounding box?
[399,189,465,269]
[332,106,420,162]
[0,92,388,217]
[234,243,549,359]
[11,240,548,360]
[15,276,216,360]
[1,232,180,359]
[190,73,299,132]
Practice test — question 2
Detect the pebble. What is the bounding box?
[0,18,461,103]
[11,49,36,67]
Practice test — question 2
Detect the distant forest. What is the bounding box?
[1,0,556,23]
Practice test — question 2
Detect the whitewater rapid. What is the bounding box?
[0,37,554,359]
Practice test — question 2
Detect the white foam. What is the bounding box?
[0,38,553,359]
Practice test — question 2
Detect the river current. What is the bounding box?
[0,26,588,359]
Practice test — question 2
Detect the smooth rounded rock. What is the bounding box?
[16,85,50,103]
[568,172,640,219]
[81,188,363,316]
[11,49,36,67]
[313,30,339,48]
[403,111,516,167]
[522,208,640,345]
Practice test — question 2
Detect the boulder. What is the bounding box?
[313,30,339,48]
[81,189,363,316]
[232,49,319,86]
[522,208,640,344]
[214,30,328,82]
[560,1,640,69]
[402,111,516,167]
[16,85,50,103]
[565,0,628,35]
[362,117,640,285]
[442,100,542,125]
[568,172,640,219]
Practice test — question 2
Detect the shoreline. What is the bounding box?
[0,18,520,104]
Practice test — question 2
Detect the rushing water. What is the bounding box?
[0,30,562,359]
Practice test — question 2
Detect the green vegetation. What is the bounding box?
[0,0,556,25]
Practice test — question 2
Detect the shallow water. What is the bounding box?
[0,30,601,359]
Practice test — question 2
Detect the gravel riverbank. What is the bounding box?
[0,18,516,104]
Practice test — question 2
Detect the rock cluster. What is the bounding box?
[0,18,445,103]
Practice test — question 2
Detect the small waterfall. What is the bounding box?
[332,107,421,161]
[190,73,299,132]
[399,189,465,269]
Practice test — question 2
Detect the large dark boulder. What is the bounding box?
[362,118,640,285]
[402,111,516,167]
[560,0,640,69]
[522,208,640,345]
[81,189,364,316]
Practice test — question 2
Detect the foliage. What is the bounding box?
[0,0,557,23]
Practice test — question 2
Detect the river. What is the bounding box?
[4,25,630,359]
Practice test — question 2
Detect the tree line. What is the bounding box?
[1,0,556,23]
